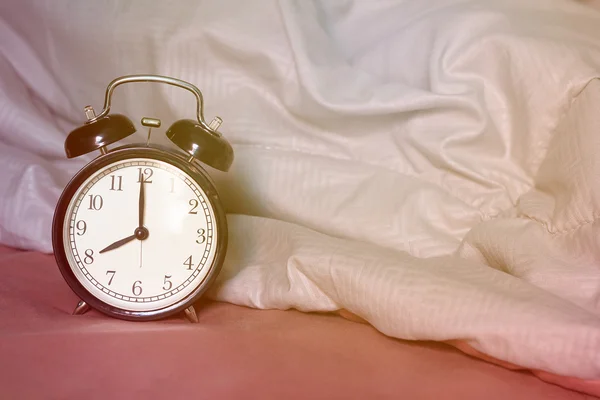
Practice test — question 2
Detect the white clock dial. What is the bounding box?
[62,158,218,312]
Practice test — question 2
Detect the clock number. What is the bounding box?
[110,175,123,191]
[163,275,173,291]
[169,177,175,193]
[87,195,103,211]
[76,220,87,236]
[189,199,198,214]
[83,249,94,264]
[132,280,143,296]
[183,255,194,270]
[137,168,153,183]
[106,270,116,285]
[196,229,206,244]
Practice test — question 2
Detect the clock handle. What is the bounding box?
[87,74,215,133]
[65,74,233,170]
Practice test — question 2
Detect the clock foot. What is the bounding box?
[183,305,199,323]
[72,300,91,315]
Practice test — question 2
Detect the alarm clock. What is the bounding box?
[52,75,233,323]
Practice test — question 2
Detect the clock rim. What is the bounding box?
[52,144,228,321]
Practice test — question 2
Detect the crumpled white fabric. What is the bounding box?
[1,0,600,381]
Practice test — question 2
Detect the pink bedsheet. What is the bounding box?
[0,246,593,399]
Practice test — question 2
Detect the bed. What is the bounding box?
[1,1,600,398]
[0,245,593,399]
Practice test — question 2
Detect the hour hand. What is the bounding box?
[99,234,137,254]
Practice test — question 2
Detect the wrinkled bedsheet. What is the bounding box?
[1,0,600,396]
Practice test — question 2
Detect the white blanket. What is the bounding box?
[1,0,600,383]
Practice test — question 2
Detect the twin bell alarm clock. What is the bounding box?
[52,75,233,323]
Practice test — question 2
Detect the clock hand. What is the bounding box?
[138,177,145,228]
[99,233,137,254]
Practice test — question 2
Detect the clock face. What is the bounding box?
[61,157,219,312]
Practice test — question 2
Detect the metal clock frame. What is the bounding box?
[52,144,229,322]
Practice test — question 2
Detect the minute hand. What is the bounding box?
[138,178,145,227]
